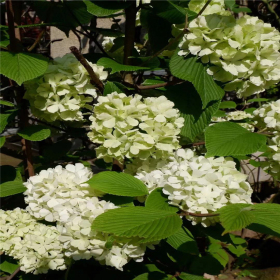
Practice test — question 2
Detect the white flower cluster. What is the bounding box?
[212,110,255,131]
[88,92,184,162]
[133,149,252,226]
[179,8,280,97]
[189,0,231,16]
[0,208,66,274]
[23,164,148,271]
[253,99,280,131]
[24,163,97,222]
[24,53,108,122]
[265,133,280,178]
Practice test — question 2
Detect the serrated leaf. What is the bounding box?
[133,272,169,280]
[146,188,178,212]
[166,83,220,141]
[228,244,246,257]
[18,125,51,141]
[219,101,236,109]
[104,81,126,95]
[0,137,5,148]
[87,171,149,197]
[0,258,19,274]
[170,53,224,108]
[92,207,182,242]
[166,226,199,255]
[0,100,14,107]
[208,246,229,267]
[84,0,129,17]
[102,194,134,207]
[179,272,205,280]
[205,122,267,157]
[218,204,254,234]
[97,57,149,74]
[0,52,48,85]
[0,181,27,197]
[0,29,9,48]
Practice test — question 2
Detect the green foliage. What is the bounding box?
[87,171,149,197]
[179,273,205,280]
[104,81,127,95]
[219,101,237,109]
[145,188,178,212]
[166,226,199,255]
[17,125,51,141]
[0,52,48,85]
[0,256,19,274]
[92,207,182,242]
[225,0,251,13]
[0,110,17,133]
[0,28,9,48]
[0,136,5,148]
[166,83,220,141]
[97,57,149,74]
[205,122,267,157]
[84,1,129,17]
[170,53,224,108]
[0,100,14,107]
[102,194,134,207]
[133,272,169,280]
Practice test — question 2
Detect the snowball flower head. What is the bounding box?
[57,197,147,270]
[24,53,108,122]
[23,163,98,222]
[88,92,184,162]
[253,99,280,131]
[178,13,280,98]
[133,149,252,226]
[189,0,231,16]
[0,208,66,274]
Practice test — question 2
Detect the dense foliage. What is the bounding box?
[1,0,280,279]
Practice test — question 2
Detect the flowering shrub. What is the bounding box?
[1,1,280,279]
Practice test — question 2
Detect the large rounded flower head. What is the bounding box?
[133,149,252,227]
[57,197,147,271]
[24,53,108,122]
[189,0,231,16]
[0,208,66,274]
[178,13,280,98]
[253,99,280,131]
[23,163,98,222]
[88,92,184,162]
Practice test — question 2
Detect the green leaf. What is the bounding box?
[87,171,149,197]
[166,226,199,255]
[92,207,182,242]
[84,1,129,17]
[97,57,149,74]
[0,181,27,197]
[218,204,254,234]
[0,165,22,184]
[145,188,178,212]
[102,194,134,207]
[247,98,269,103]
[133,272,169,280]
[166,83,220,141]
[104,81,126,95]
[18,125,51,141]
[228,244,246,257]
[225,0,251,13]
[0,258,19,274]
[170,53,224,108]
[0,52,48,85]
[179,272,205,280]
[219,101,237,109]
[0,28,9,48]
[0,100,15,107]
[208,244,229,267]
[0,110,17,133]
[0,136,5,148]
[205,122,267,157]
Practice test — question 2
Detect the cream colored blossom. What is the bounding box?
[24,53,108,122]
[0,208,66,274]
[178,13,280,98]
[132,149,252,227]
[23,163,98,222]
[88,92,184,162]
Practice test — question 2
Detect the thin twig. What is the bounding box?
[27,29,45,52]
[7,267,20,280]
[70,46,104,93]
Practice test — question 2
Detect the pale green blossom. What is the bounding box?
[132,149,252,227]
[0,208,66,274]
[24,53,108,122]
[189,0,231,16]
[88,92,184,162]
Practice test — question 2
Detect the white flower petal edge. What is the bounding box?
[131,149,252,227]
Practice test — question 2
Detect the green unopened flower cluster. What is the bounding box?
[179,4,280,98]
[0,208,66,274]
[88,92,184,162]
[24,53,108,122]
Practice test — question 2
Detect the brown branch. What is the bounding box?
[70,46,104,93]
[123,1,137,84]
[197,0,212,17]
[7,267,20,280]
[6,0,34,178]
[27,29,45,52]
[179,211,220,218]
